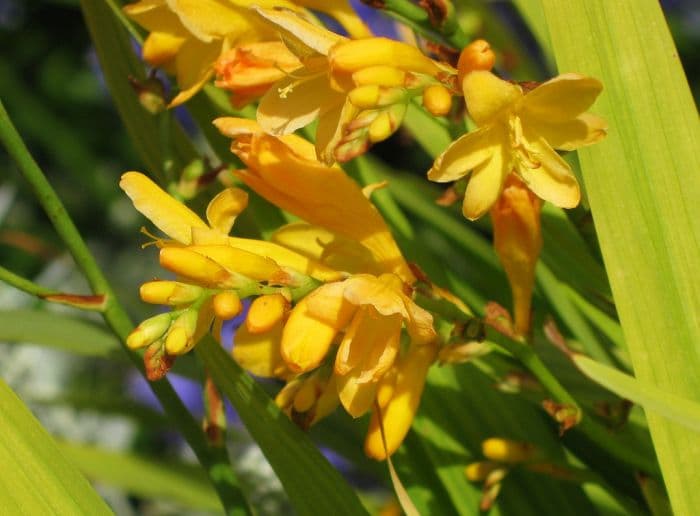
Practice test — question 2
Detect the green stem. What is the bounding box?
[0,265,59,298]
[0,99,251,516]
[486,327,660,476]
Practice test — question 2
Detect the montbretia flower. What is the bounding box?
[214,117,415,283]
[428,64,607,220]
[281,273,435,417]
[254,8,456,164]
[124,0,369,107]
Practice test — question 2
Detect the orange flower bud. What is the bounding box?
[246,293,289,334]
[490,176,542,336]
[457,39,496,85]
[140,281,203,305]
[482,437,537,463]
[422,84,453,116]
[212,291,243,320]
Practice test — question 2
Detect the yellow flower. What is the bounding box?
[125,0,370,107]
[491,176,542,336]
[119,171,341,281]
[214,117,415,283]
[281,273,435,417]
[428,69,607,220]
[275,370,340,429]
[364,341,437,459]
[254,8,455,164]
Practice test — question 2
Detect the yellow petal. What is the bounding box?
[281,297,339,372]
[330,38,440,76]
[254,7,345,56]
[315,97,356,166]
[205,187,248,234]
[119,172,207,243]
[228,237,343,281]
[233,320,288,378]
[257,68,342,135]
[364,343,437,459]
[461,143,509,220]
[341,274,409,318]
[272,223,378,274]
[166,0,256,42]
[516,136,581,209]
[187,244,283,281]
[159,247,234,287]
[304,281,357,327]
[170,38,220,106]
[294,0,371,39]
[404,300,436,345]
[462,70,522,126]
[335,306,401,382]
[352,66,406,87]
[521,73,603,123]
[520,112,608,151]
[124,0,185,35]
[336,371,378,418]
[142,32,185,66]
[427,126,499,183]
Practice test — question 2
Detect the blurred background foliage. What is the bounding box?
[1,0,698,514]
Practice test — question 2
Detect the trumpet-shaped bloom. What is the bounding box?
[119,171,341,282]
[125,0,369,107]
[254,8,456,164]
[281,273,435,417]
[491,176,542,336]
[428,70,607,220]
[214,118,415,283]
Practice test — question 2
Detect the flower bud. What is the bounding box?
[126,312,172,350]
[422,84,453,116]
[293,377,318,413]
[482,438,536,463]
[246,293,289,334]
[164,309,199,355]
[159,247,234,288]
[465,461,499,482]
[140,281,203,305]
[457,39,496,84]
[368,111,393,143]
[212,291,243,320]
[352,65,406,87]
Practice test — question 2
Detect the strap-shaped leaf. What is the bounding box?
[196,337,368,516]
[540,1,700,513]
[0,379,111,514]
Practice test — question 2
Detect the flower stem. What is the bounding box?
[0,99,251,516]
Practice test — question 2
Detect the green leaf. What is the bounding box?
[59,441,221,511]
[196,337,368,516]
[540,1,700,512]
[572,353,700,433]
[0,309,120,358]
[0,378,112,514]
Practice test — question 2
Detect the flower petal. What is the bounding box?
[341,274,409,318]
[294,0,371,39]
[254,7,345,56]
[462,70,522,126]
[330,38,440,76]
[166,0,259,42]
[427,126,499,183]
[206,187,248,234]
[187,245,283,281]
[336,372,378,418]
[516,136,580,208]
[142,32,185,66]
[461,143,509,220]
[170,38,220,106]
[233,320,288,378]
[521,73,603,123]
[124,0,185,35]
[521,112,608,151]
[119,172,208,243]
[281,297,339,372]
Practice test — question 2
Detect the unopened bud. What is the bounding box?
[140,281,203,305]
[349,85,380,109]
[423,84,453,116]
[457,39,496,84]
[164,309,199,355]
[482,438,536,464]
[159,247,233,287]
[212,291,243,319]
[246,293,289,334]
[465,461,499,482]
[368,111,393,143]
[438,341,490,364]
[293,378,318,413]
[352,65,406,87]
[129,75,166,115]
[126,312,172,350]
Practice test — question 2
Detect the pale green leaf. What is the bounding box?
[0,379,112,514]
[572,353,700,433]
[540,1,700,513]
[0,309,120,358]
[59,442,221,511]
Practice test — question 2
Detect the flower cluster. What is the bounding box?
[122,0,607,463]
